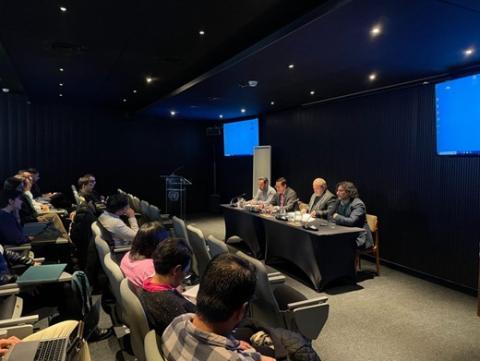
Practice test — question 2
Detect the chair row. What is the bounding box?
[118,189,171,225]
[92,221,150,361]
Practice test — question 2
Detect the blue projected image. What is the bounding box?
[435,73,480,155]
[223,118,259,156]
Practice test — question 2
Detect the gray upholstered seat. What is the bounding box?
[236,250,329,340]
[120,279,150,361]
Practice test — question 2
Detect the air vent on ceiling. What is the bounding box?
[49,42,87,55]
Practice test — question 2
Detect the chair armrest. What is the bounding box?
[4,244,32,252]
[0,324,34,339]
[0,283,19,291]
[0,315,39,328]
[145,330,164,361]
[113,246,131,253]
[287,296,328,310]
[267,271,282,277]
[0,287,20,296]
[268,275,286,285]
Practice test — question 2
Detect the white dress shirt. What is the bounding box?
[98,210,139,246]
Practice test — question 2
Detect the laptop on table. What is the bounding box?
[5,321,84,361]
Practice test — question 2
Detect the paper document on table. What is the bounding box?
[302,214,314,223]
[182,284,199,304]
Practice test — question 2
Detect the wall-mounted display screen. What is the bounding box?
[223,118,259,156]
[435,73,480,155]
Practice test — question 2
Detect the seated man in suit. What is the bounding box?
[331,181,373,249]
[161,253,275,361]
[307,178,336,218]
[98,193,139,246]
[251,177,276,204]
[270,177,298,211]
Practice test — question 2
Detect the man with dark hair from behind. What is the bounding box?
[98,193,138,246]
[161,253,275,361]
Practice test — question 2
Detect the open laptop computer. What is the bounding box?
[5,321,84,361]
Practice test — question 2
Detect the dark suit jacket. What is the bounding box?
[308,190,336,218]
[270,187,298,211]
[333,197,373,248]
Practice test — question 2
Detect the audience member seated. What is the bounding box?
[140,238,196,335]
[78,174,103,204]
[98,194,138,246]
[120,221,169,288]
[161,253,275,361]
[270,177,298,211]
[251,177,276,204]
[70,202,97,271]
[0,189,30,246]
[3,174,70,240]
[332,181,373,249]
[306,177,336,219]
[0,320,91,361]
[0,242,35,284]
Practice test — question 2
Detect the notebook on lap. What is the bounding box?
[16,264,67,286]
[5,321,84,361]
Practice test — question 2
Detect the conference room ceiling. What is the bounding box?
[0,0,322,110]
[0,0,479,120]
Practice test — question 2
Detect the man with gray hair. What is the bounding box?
[252,177,276,204]
[307,178,336,218]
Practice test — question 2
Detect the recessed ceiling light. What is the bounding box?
[170,110,176,116]
[146,76,153,84]
[2,88,10,93]
[309,90,315,95]
[288,64,295,69]
[370,24,382,37]
[133,89,137,94]
[422,81,429,85]
[219,114,224,119]
[59,93,63,97]
[59,68,64,72]
[59,83,63,87]
[240,108,246,113]
[199,30,205,36]
[59,6,67,12]
[123,98,127,102]
[368,72,377,81]
[270,101,275,105]
[464,47,475,57]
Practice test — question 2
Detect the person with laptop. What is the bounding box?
[250,177,276,204]
[1,320,91,361]
[0,189,30,246]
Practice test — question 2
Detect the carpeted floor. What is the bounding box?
[88,214,480,361]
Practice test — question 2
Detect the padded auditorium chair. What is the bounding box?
[120,279,150,361]
[71,184,83,205]
[206,235,229,257]
[186,225,212,277]
[356,214,381,275]
[140,200,150,218]
[235,251,329,340]
[103,253,126,323]
[92,222,111,272]
[172,216,199,277]
[132,196,142,214]
[0,285,39,339]
[147,205,160,221]
[144,330,167,361]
